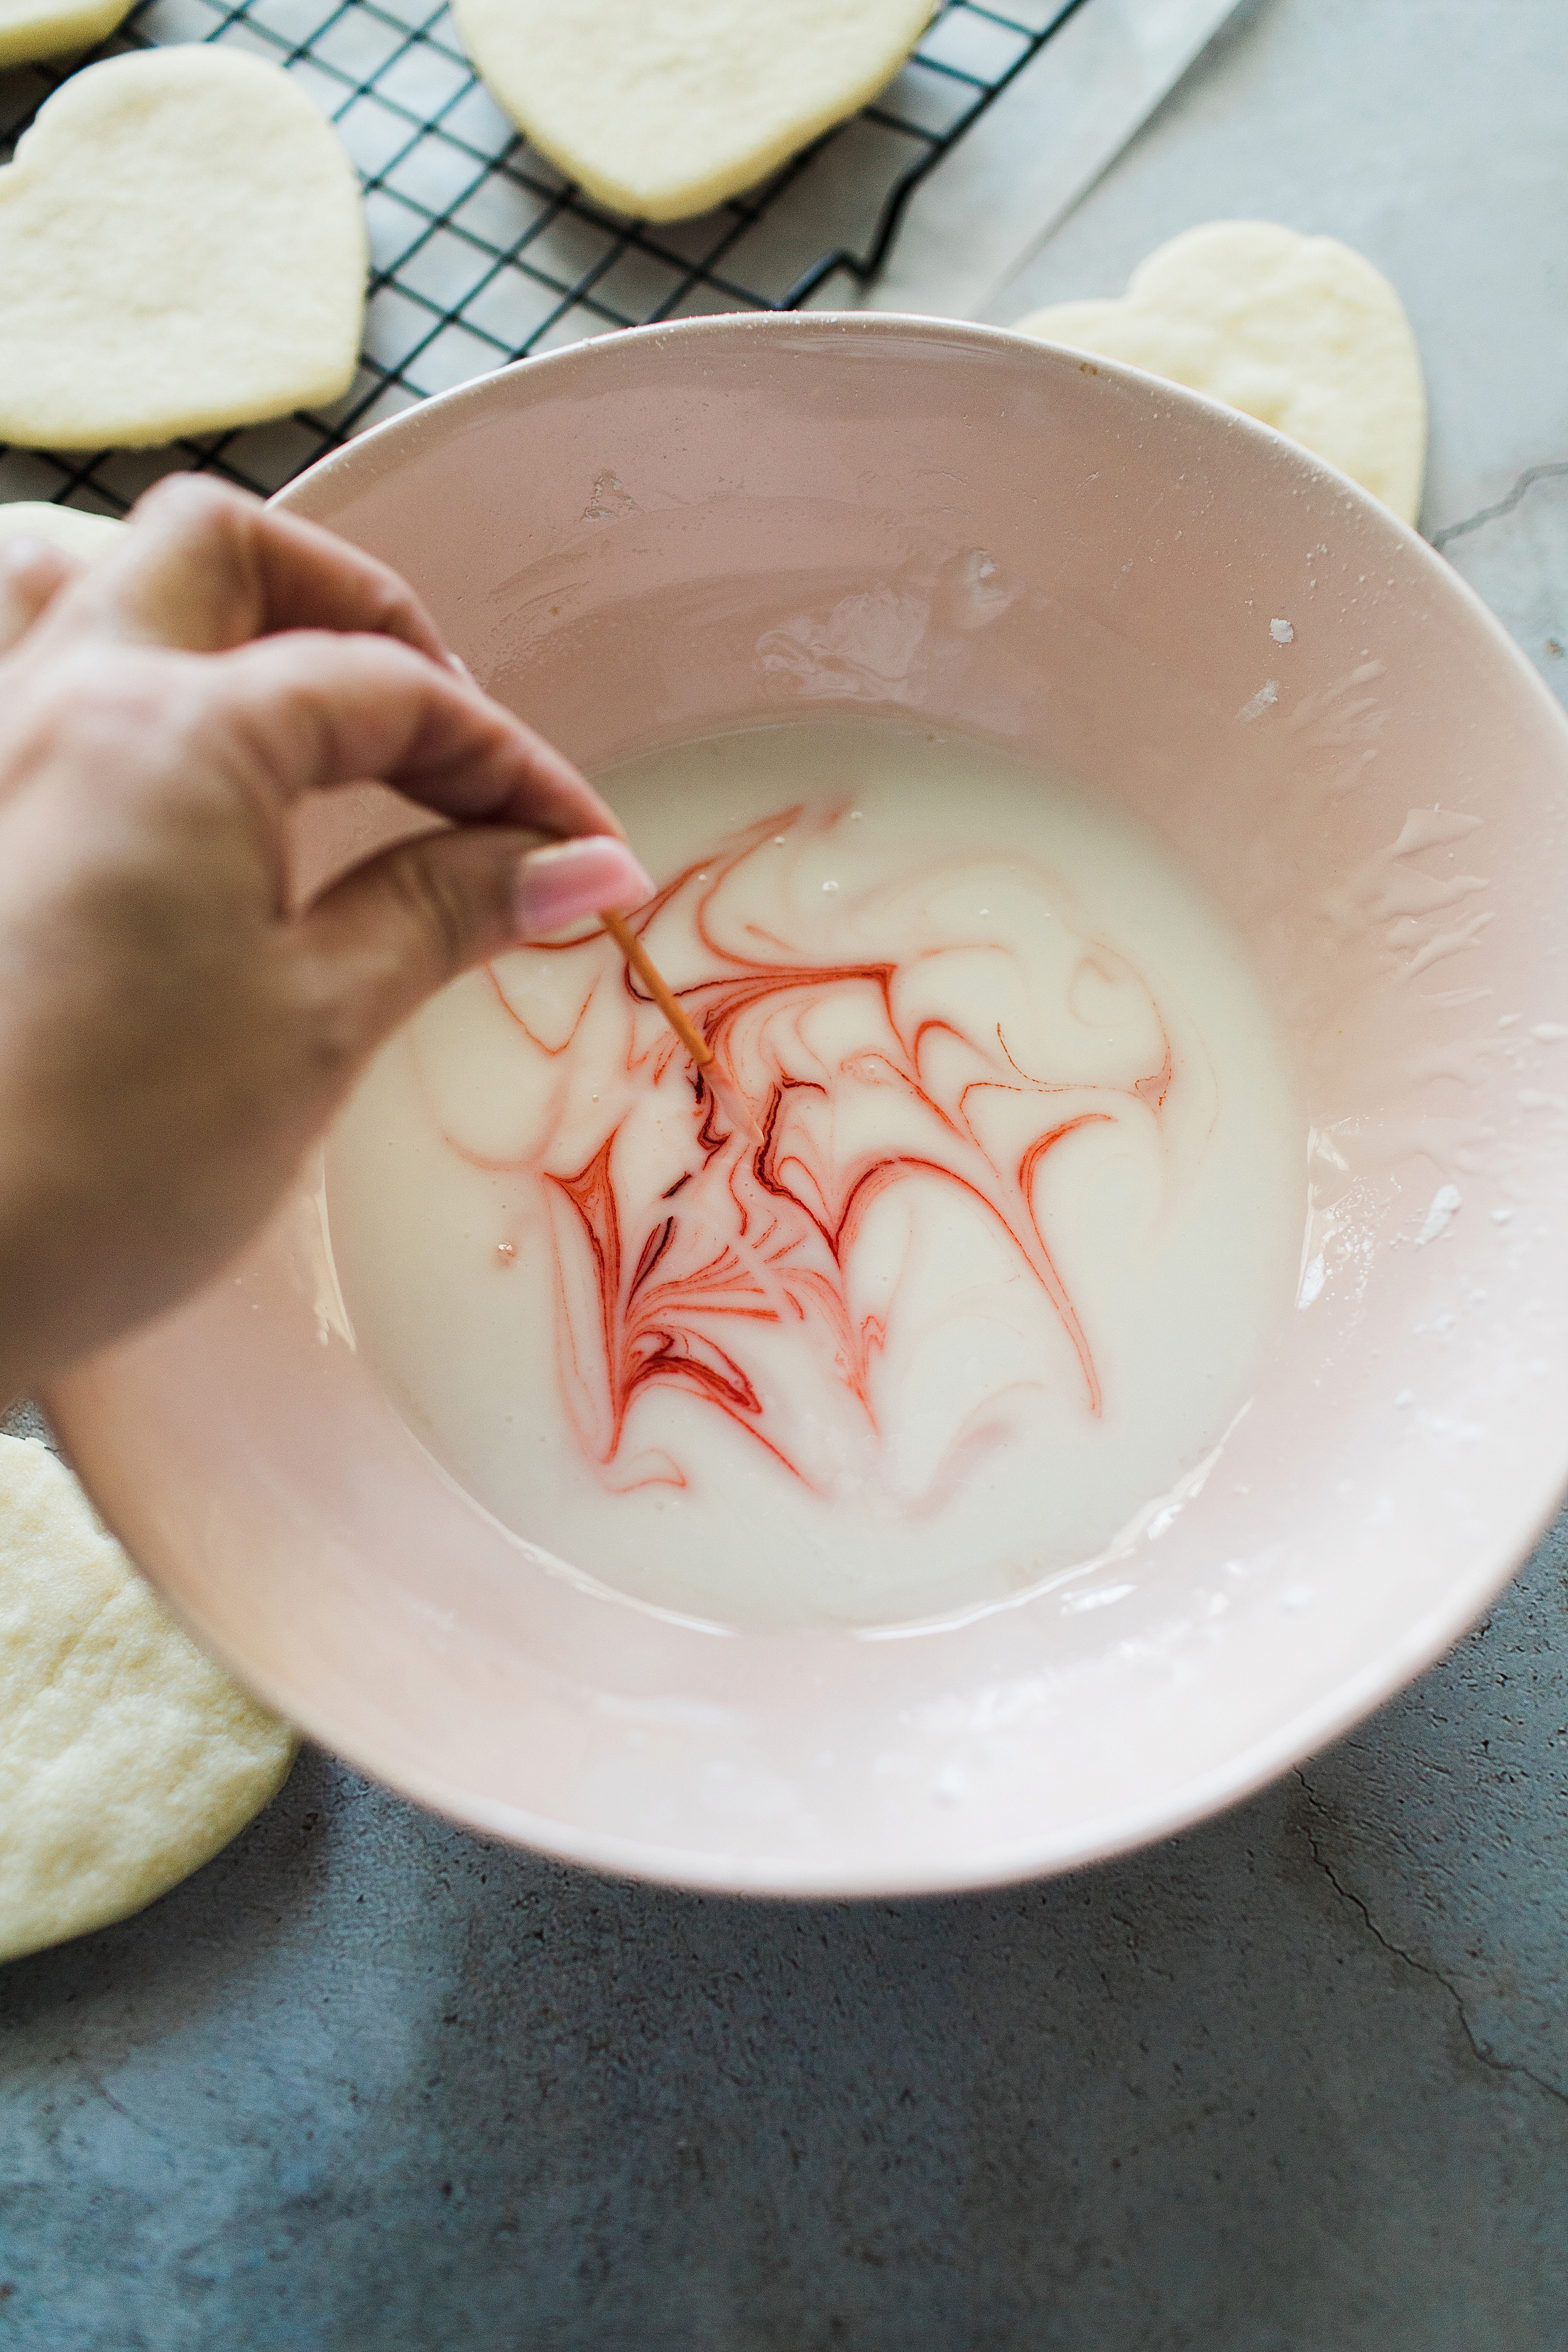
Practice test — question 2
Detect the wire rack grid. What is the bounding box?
[0,0,1090,516]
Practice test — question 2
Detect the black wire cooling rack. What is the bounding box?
[0,0,1092,515]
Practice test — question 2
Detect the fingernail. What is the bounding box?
[515,835,654,938]
[445,650,474,681]
[0,534,48,572]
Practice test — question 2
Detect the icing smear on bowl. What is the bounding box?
[326,719,1307,1630]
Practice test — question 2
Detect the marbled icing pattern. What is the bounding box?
[327,721,1304,1627]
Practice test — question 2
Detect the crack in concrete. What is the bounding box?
[79,2067,167,2141]
[1293,1769,1568,2112]
[1430,461,1568,552]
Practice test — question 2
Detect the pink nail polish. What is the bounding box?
[515,836,653,938]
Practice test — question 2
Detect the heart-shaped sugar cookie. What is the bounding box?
[450,0,934,222]
[0,48,366,451]
[1014,221,1426,526]
[0,0,131,69]
[0,500,123,559]
[0,1433,295,1964]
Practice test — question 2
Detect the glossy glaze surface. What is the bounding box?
[329,721,1304,1628]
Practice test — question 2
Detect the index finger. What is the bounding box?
[203,629,625,842]
[29,473,452,662]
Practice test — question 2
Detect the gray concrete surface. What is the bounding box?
[7,0,1568,2342]
[3,1544,1567,2348]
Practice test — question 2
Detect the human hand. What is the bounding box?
[0,474,651,1401]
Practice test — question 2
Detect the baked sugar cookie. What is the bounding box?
[1013,221,1426,525]
[450,0,934,222]
[0,1434,295,1964]
[0,0,132,70]
[0,48,366,451]
[0,501,124,559]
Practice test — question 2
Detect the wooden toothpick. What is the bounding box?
[600,908,764,1147]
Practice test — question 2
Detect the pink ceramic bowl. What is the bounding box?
[48,316,1568,1894]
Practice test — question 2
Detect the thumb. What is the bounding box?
[300,827,653,1060]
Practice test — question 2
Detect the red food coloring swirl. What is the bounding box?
[446,806,1181,1500]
